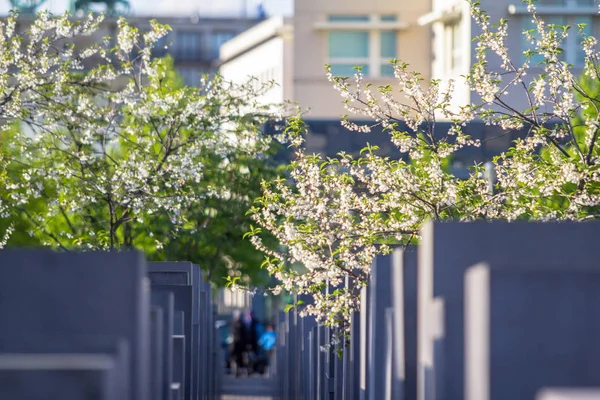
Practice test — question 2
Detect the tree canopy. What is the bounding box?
[0,11,284,285]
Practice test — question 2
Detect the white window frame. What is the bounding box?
[445,21,463,72]
[323,14,403,78]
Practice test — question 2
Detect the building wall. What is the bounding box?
[218,17,293,106]
[293,0,432,119]
[10,14,259,88]
[430,0,599,114]
[220,37,287,105]
[428,0,472,111]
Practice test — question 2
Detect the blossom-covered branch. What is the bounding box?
[249,0,600,329]
[0,11,285,255]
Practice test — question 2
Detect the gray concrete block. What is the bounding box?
[171,382,182,400]
[149,261,200,400]
[148,262,193,286]
[202,290,210,400]
[0,354,118,400]
[0,250,149,400]
[0,335,129,400]
[347,311,361,400]
[150,307,164,400]
[389,248,418,400]
[151,291,174,400]
[384,307,395,400]
[172,335,185,400]
[465,264,600,400]
[368,254,393,400]
[302,316,317,400]
[152,285,193,400]
[148,272,189,286]
[311,326,319,400]
[537,388,600,400]
[359,285,370,400]
[418,221,600,400]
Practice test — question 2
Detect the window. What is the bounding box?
[327,15,399,78]
[522,14,593,65]
[177,67,208,87]
[575,15,593,64]
[446,22,463,71]
[380,30,397,76]
[208,31,237,58]
[174,31,202,58]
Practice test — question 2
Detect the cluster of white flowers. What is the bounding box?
[0,11,282,250]
[249,0,600,330]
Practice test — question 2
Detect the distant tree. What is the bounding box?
[0,11,284,284]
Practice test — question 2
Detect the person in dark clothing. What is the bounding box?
[230,309,248,377]
[246,310,260,354]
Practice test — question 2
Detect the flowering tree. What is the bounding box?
[0,153,14,248]
[248,0,600,328]
[0,11,283,281]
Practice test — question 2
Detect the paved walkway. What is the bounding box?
[220,374,276,400]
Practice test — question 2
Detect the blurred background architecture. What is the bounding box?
[2,0,292,86]
[219,0,598,167]
[3,0,598,170]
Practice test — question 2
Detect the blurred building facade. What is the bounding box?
[219,0,431,119]
[218,0,598,164]
[421,0,597,111]
[6,1,268,87]
[145,16,259,86]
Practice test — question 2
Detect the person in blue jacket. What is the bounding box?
[253,323,276,375]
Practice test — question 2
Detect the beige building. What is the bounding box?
[219,17,294,107]
[220,0,599,118]
[219,0,431,119]
[294,0,432,118]
[218,0,599,160]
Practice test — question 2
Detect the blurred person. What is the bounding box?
[258,323,276,355]
[230,309,248,377]
[254,323,276,375]
[243,309,260,355]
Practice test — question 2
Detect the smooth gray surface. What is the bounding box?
[348,311,361,400]
[391,248,418,400]
[149,261,198,400]
[384,308,395,400]
[286,309,297,400]
[152,285,193,400]
[199,290,208,400]
[418,221,600,400]
[465,265,600,400]
[148,271,189,286]
[0,354,117,400]
[0,335,129,400]
[148,262,193,286]
[172,335,185,400]
[334,326,344,400]
[306,330,313,400]
[150,307,164,400]
[368,254,393,400]
[311,326,319,400]
[359,285,369,400]
[318,325,327,400]
[302,316,317,400]
[151,291,174,400]
[537,388,600,400]
[0,250,149,400]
